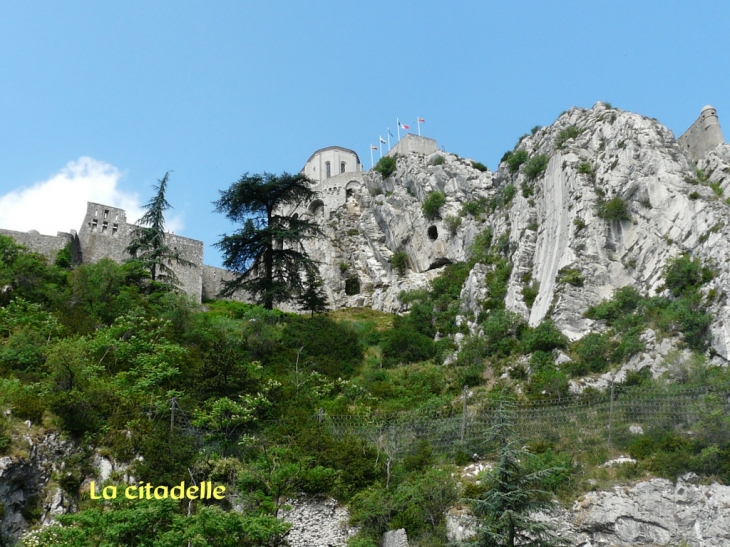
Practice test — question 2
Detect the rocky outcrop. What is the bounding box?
[447,474,730,546]
[299,103,730,360]
[381,528,409,547]
[0,431,77,544]
[278,496,357,547]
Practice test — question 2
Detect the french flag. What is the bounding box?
[399,121,410,130]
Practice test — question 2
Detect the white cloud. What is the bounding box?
[0,157,184,236]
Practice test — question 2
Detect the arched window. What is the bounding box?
[341,161,346,173]
[325,161,331,178]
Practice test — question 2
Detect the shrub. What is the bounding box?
[663,254,712,297]
[374,156,397,179]
[422,191,446,220]
[444,215,462,235]
[522,282,539,308]
[557,267,584,287]
[390,251,409,276]
[578,162,594,176]
[523,155,549,180]
[573,218,586,233]
[521,321,567,353]
[471,161,488,172]
[597,197,630,221]
[555,126,582,149]
[506,150,528,172]
[381,325,435,366]
[460,198,488,218]
[569,333,616,376]
[432,155,445,166]
[530,125,542,135]
[345,276,360,295]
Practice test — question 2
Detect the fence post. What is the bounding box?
[608,378,615,449]
[460,385,468,444]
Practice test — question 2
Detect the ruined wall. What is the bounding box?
[0,228,73,261]
[678,105,724,162]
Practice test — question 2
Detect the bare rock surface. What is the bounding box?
[278,496,357,547]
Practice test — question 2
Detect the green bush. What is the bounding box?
[523,154,549,180]
[506,149,528,172]
[521,321,567,353]
[444,215,462,235]
[569,333,616,376]
[422,191,446,220]
[432,155,445,166]
[374,156,397,179]
[597,197,631,221]
[555,126,582,149]
[522,282,539,308]
[663,254,712,297]
[381,325,435,366]
[471,161,488,172]
[460,198,488,218]
[390,251,409,276]
[557,267,584,287]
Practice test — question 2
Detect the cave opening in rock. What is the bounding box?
[427,225,438,240]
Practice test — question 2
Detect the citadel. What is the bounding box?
[0,106,724,307]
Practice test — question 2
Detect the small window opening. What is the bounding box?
[341,161,346,173]
[101,221,108,233]
[91,219,98,231]
[104,209,109,219]
[112,223,118,235]
[325,161,331,178]
[427,225,438,240]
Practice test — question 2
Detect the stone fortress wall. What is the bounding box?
[678,105,725,162]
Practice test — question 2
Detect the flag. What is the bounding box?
[399,121,410,130]
[371,145,378,150]
[379,136,387,143]
[388,129,394,137]
[418,118,425,123]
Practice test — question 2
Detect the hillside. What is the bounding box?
[1,103,730,547]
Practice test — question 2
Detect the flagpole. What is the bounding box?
[417,117,421,137]
[370,145,374,169]
[387,129,391,151]
[397,118,401,141]
[379,139,382,159]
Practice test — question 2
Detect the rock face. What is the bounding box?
[294,103,730,360]
[447,474,730,547]
[278,496,357,547]
[0,432,77,544]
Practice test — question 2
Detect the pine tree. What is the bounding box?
[466,400,569,547]
[126,172,194,286]
[297,268,328,317]
[214,172,320,309]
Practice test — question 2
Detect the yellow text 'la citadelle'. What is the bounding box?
[89,481,225,501]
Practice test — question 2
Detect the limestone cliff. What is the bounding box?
[301,102,730,360]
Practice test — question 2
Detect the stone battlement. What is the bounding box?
[678,105,724,162]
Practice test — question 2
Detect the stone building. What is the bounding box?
[678,105,725,162]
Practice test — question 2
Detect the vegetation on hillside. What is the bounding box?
[1,230,728,546]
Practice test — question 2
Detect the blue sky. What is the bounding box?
[1,1,728,267]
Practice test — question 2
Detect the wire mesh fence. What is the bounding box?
[318,382,730,457]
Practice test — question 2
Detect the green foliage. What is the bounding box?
[577,162,595,178]
[566,333,616,377]
[297,269,329,317]
[374,156,397,179]
[523,154,549,180]
[506,149,528,172]
[214,171,320,309]
[444,214,462,235]
[460,198,489,218]
[468,402,569,547]
[521,321,568,354]
[54,241,74,269]
[663,253,713,297]
[422,191,446,220]
[689,191,700,200]
[522,282,539,309]
[25,497,288,547]
[597,196,631,221]
[557,267,584,287]
[555,125,582,149]
[345,276,360,295]
[431,155,445,166]
[381,323,436,366]
[573,217,586,233]
[126,172,195,286]
[390,251,409,276]
[471,160,488,172]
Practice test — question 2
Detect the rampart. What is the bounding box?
[0,228,75,260]
[386,134,438,157]
[678,105,725,162]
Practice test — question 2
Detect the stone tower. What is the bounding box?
[678,105,724,162]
